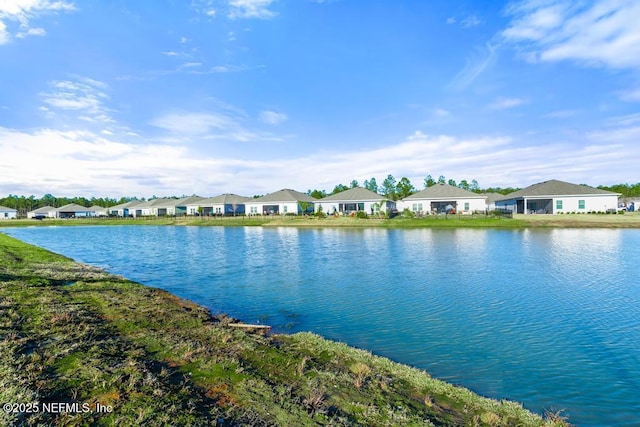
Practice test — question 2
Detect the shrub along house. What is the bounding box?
[186,193,251,216]
[494,179,620,214]
[316,187,394,215]
[0,205,17,220]
[399,183,487,214]
[245,189,316,215]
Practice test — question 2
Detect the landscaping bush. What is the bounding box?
[402,208,415,218]
[356,211,368,219]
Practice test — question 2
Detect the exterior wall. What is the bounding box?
[0,210,17,220]
[245,201,312,215]
[132,207,154,217]
[400,198,486,214]
[27,210,56,218]
[551,195,619,213]
[316,200,388,215]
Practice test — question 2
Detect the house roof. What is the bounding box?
[194,193,251,206]
[174,196,205,206]
[402,183,486,200]
[495,180,618,201]
[0,205,17,212]
[319,187,385,202]
[249,189,316,203]
[88,205,108,211]
[109,201,139,210]
[56,203,92,212]
[482,192,504,203]
[28,206,56,214]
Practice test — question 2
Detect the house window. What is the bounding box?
[464,202,469,211]
[283,205,288,213]
[578,200,585,209]
[412,203,418,212]
[250,206,257,214]
[215,207,222,214]
[417,203,423,212]
[556,200,563,210]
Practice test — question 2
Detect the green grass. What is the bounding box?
[3,211,639,229]
[0,233,571,426]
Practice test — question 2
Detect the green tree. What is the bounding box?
[438,175,446,184]
[423,175,435,188]
[332,184,349,194]
[447,179,457,187]
[364,177,378,193]
[458,180,469,190]
[308,189,327,199]
[396,177,415,199]
[350,179,359,188]
[381,175,398,200]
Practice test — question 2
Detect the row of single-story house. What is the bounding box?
[12,179,623,220]
[25,204,110,219]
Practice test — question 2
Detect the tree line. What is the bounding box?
[308,175,514,201]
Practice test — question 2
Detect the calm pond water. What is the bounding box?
[3,226,640,426]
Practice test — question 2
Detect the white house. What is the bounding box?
[398,183,487,215]
[55,203,95,218]
[245,189,316,215]
[89,205,108,217]
[494,179,620,214]
[0,205,17,220]
[483,193,503,211]
[127,201,156,217]
[108,201,139,217]
[186,193,251,216]
[27,206,57,219]
[316,187,394,215]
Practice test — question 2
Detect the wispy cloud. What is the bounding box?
[40,77,114,124]
[228,0,277,19]
[259,110,287,125]
[0,0,75,44]
[618,86,640,102]
[461,15,481,28]
[502,0,640,70]
[488,97,528,110]
[543,109,580,119]
[150,110,284,143]
[2,121,638,197]
[449,43,496,90]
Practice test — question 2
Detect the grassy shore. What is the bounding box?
[0,233,570,426]
[2,211,640,229]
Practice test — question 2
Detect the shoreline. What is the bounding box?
[1,211,640,229]
[0,233,570,426]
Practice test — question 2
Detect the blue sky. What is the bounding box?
[1,0,639,198]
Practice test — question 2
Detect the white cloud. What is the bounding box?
[433,108,451,118]
[228,0,277,20]
[1,122,638,197]
[461,15,481,28]
[0,0,75,44]
[488,97,527,110]
[543,109,580,118]
[502,0,640,70]
[40,78,114,123]
[0,21,8,44]
[450,43,496,90]
[150,110,283,142]
[618,86,640,102]
[162,51,179,56]
[259,110,287,125]
[446,17,456,24]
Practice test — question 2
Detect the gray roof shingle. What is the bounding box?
[319,187,385,202]
[191,194,251,206]
[250,189,316,203]
[402,183,486,200]
[496,180,618,200]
